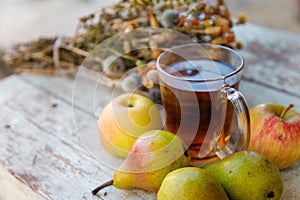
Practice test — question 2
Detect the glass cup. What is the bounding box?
[156,43,250,166]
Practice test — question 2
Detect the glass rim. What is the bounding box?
[156,43,245,83]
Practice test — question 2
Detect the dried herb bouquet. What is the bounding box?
[3,0,246,99]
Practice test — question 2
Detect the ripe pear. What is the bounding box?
[204,151,284,200]
[92,130,191,194]
[157,167,229,200]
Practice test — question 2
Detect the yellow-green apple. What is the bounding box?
[248,103,300,169]
[98,93,163,158]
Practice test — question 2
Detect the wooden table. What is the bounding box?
[0,24,300,199]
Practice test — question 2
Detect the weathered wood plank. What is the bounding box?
[0,76,155,200]
[240,80,300,112]
[235,24,300,97]
[19,70,116,118]
[0,76,27,105]
[0,163,45,200]
[281,161,300,200]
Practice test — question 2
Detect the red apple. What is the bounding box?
[248,103,300,170]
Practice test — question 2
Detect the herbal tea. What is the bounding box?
[160,59,238,161]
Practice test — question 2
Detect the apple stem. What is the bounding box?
[92,179,113,195]
[279,104,295,118]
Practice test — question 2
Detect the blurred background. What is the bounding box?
[1,0,300,77]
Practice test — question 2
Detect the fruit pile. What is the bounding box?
[93,92,300,199]
[93,130,283,200]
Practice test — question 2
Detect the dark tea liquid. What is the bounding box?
[160,59,238,164]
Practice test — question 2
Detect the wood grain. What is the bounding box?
[235,24,300,97]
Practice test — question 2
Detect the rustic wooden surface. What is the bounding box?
[0,23,300,199]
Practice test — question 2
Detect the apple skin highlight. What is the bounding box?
[98,93,163,158]
[248,103,300,170]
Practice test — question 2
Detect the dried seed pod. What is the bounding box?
[219,23,230,34]
[148,10,160,28]
[151,49,162,59]
[148,40,162,59]
[203,19,212,28]
[204,26,222,36]
[224,32,235,43]
[237,13,247,24]
[214,17,229,26]
[211,37,225,45]
[234,41,243,49]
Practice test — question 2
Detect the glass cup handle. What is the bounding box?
[216,85,250,159]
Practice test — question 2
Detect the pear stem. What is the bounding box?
[92,179,114,195]
[279,104,294,118]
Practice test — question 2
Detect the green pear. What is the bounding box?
[204,151,284,200]
[92,130,191,194]
[157,167,229,200]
